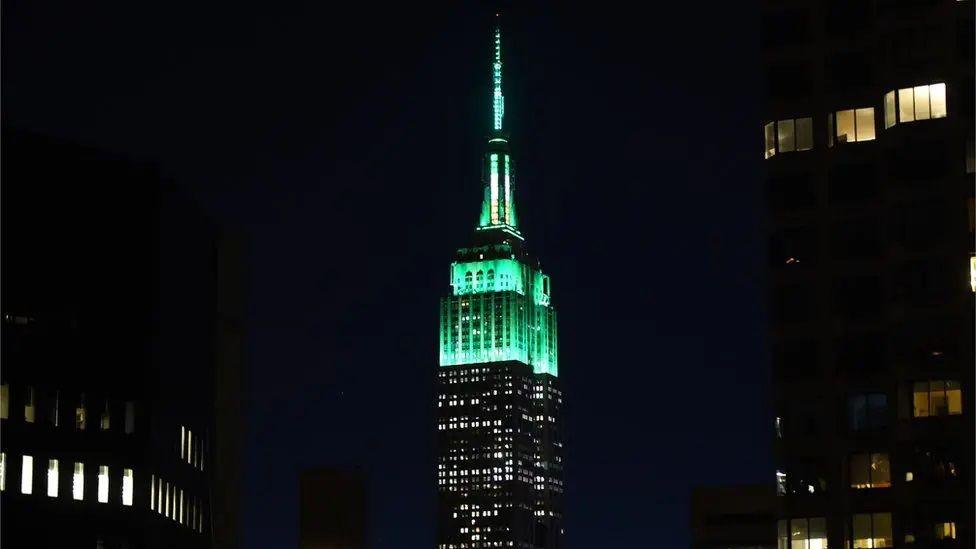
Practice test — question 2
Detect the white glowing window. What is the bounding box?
[0,452,5,491]
[165,482,171,518]
[151,474,156,511]
[187,430,193,464]
[180,489,185,524]
[122,468,133,506]
[21,455,33,494]
[97,465,109,503]
[73,462,84,500]
[180,426,186,459]
[47,459,59,497]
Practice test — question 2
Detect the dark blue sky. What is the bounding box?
[3,1,769,547]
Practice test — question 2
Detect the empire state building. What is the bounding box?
[436,17,564,549]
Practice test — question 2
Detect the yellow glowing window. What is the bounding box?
[969,256,975,292]
[894,83,947,124]
[76,397,87,430]
[24,387,35,423]
[934,522,956,540]
[850,453,891,488]
[764,118,812,158]
[884,91,896,129]
[73,462,84,500]
[832,108,875,143]
[778,119,796,153]
[0,384,9,419]
[783,517,826,549]
[914,380,963,417]
[47,459,58,497]
[853,513,893,548]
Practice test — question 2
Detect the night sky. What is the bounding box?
[4,1,769,547]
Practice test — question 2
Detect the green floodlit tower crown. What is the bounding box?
[439,16,558,376]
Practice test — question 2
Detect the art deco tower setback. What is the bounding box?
[436,19,564,549]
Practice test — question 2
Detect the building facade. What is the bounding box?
[0,132,245,549]
[299,467,367,549]
[691,484,776,549]
[760,1,974,548]
[435,19,564,549]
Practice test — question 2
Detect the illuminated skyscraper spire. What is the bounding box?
[478,14,519,236]
[492,17,505,132]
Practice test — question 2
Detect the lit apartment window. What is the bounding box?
[180,426,186,460]
[151,474,156,511]
[0,384,9,419]
[850,453,891,488]
[913,380,963,417]
[887,83,947,125]
[180,488,185,524]
[76,395,87,430]
[853,513,893,548]
[970,256,975,293]
[187,430,193,464]
[47,459,59,497]
[73,462,84,500]
[97,465,109,503]
[764,118,813,159]
[165,482,171,518]
[122,468,133,506]
[21,455,33,494]
[100,402,110,430]
[24,386,36,423]
[777,517,827,549]
[934,522,957,540]
[157,477,164,513]
[124,401,135,434]
[0,452,5,491]
[829,108,875,145]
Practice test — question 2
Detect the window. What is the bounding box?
[0,452,5,491]
[100,402,110,430]
[122,468,133,506]
[50,390,60,427]
[0,384,9,419]
[24,386,35,423]
[970,256,975,293]
[76,395,87,430]
[849,393,888,430]
[47,459,59,497]
[887,83,948,126]
[913,380,963,417]
[124,401,135,434]
[934,522,956,540]
[180,426,186,459]
[777,518,827,549]
[97,465,109,503]
[73,462,84,500]
[765,117,814,158]
[21,455,33,494]
[830,108,875,144]
[884,92,896,129]
[151,474,156,511]
[853,513,893,548]
[850,453,891,488]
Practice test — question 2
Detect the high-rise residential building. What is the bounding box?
[299,467,368,549]
[760,1,973,549]
[690,484,776,549]
[0,132,245,549]
[435,17,564,549]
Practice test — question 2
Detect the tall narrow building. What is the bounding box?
[760,1,973,548]
[436,18,564,549]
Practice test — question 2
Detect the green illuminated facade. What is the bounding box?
[439,20,557,377]
[436,17,564,549]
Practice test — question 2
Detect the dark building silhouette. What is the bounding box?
[0,132,245,549]
[691,484,776,549]
[298,468,367,549]
[435,18,564,549]
[760,1,974,548]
